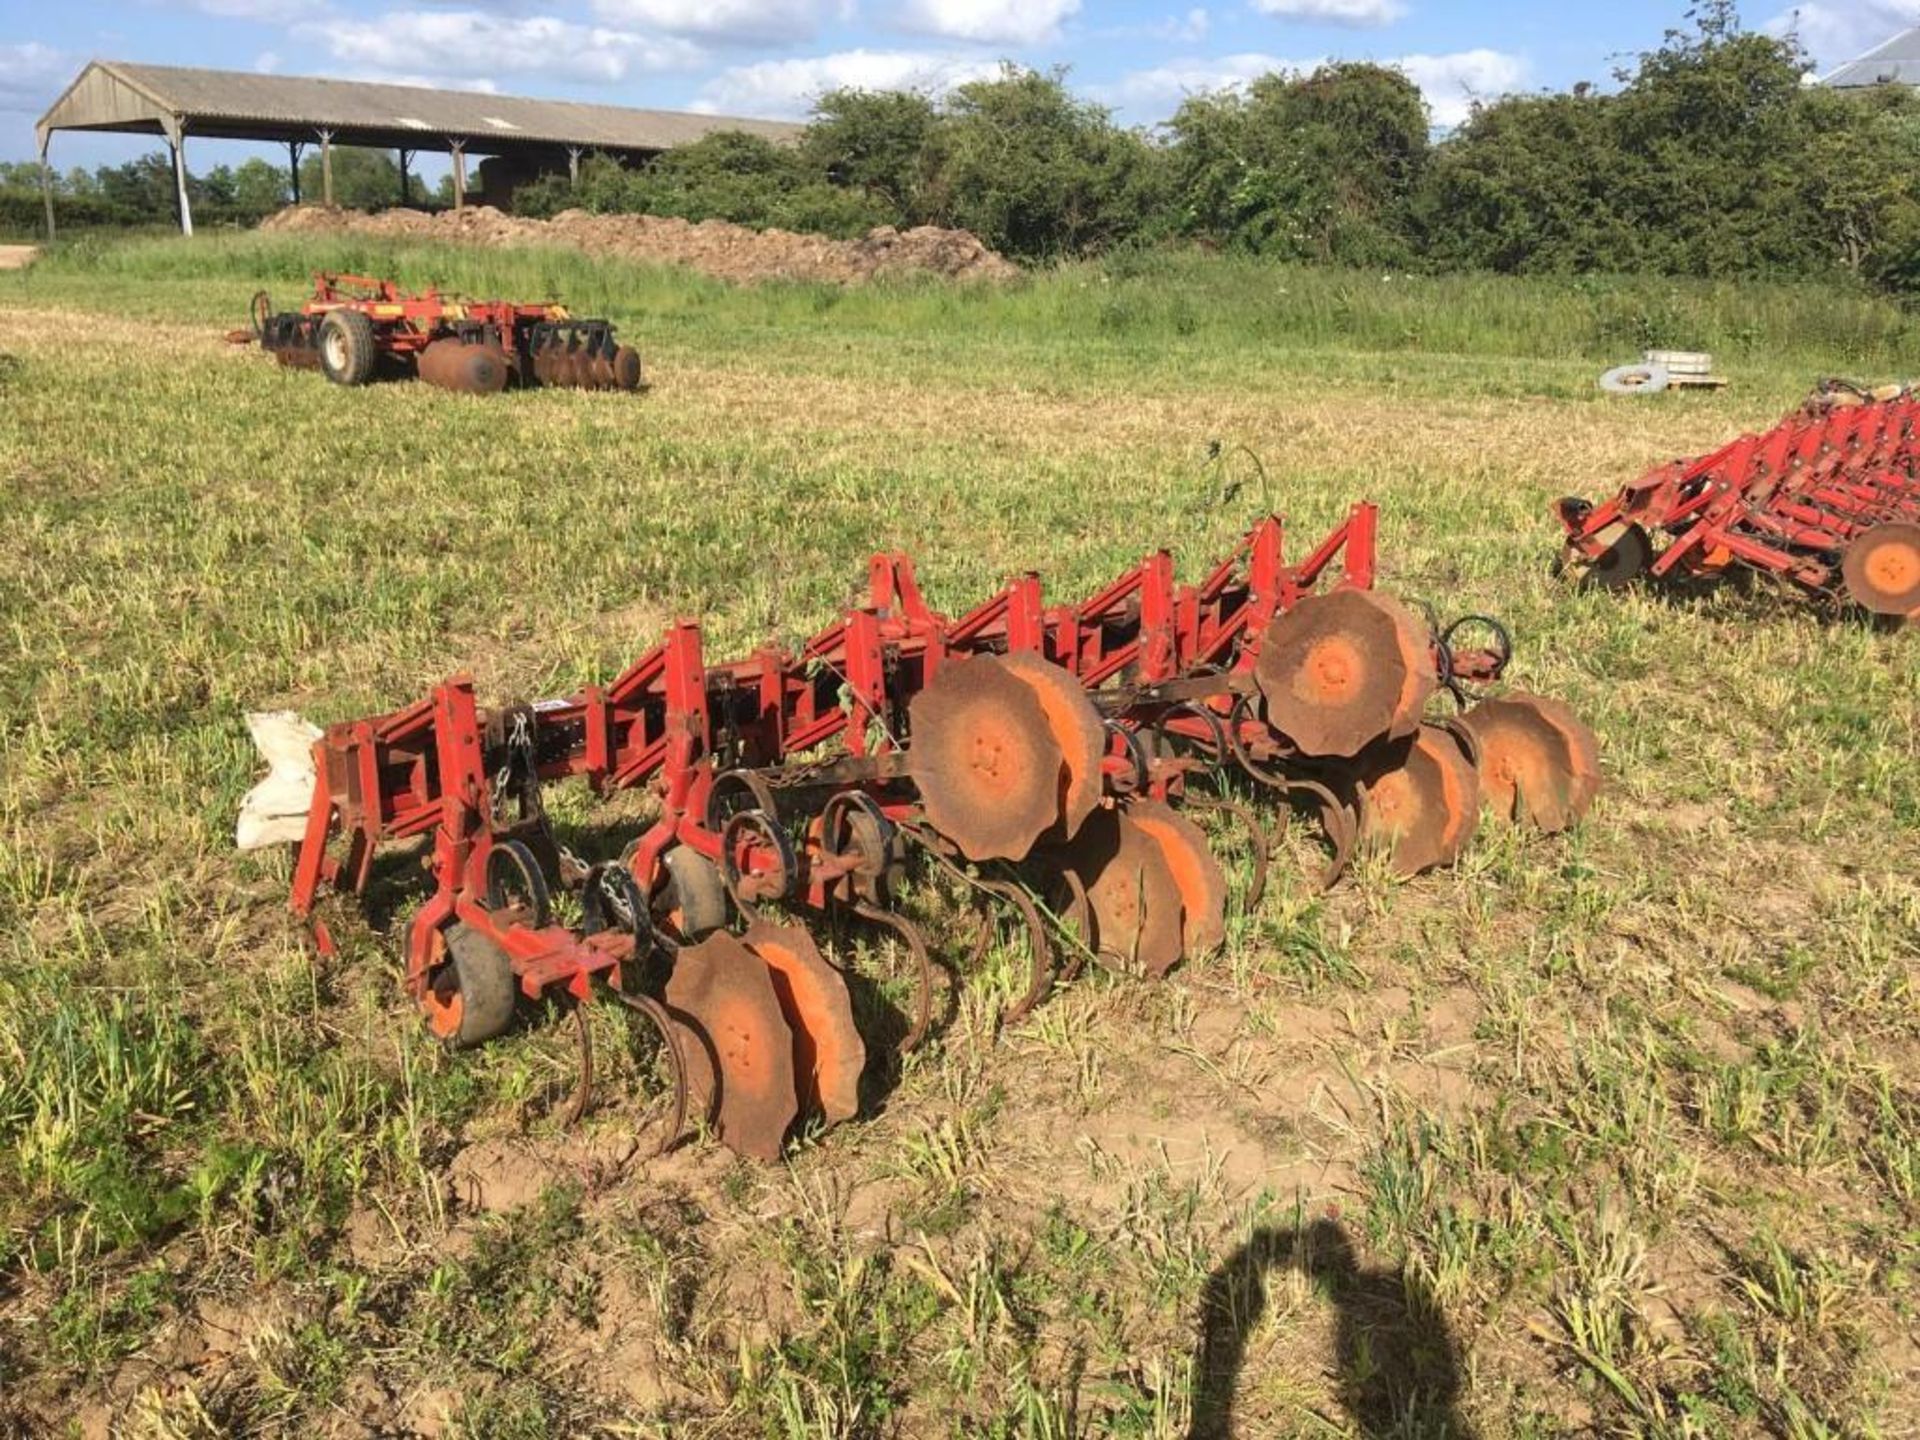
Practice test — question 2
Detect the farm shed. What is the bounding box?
[32,60,803,238]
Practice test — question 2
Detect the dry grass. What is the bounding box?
[0,247,1915,1440]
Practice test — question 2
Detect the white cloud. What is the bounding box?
[1394,48,1528,125]
[1765,3,1920,72]
[693,47,999,117]
[592,0,853,44]
[893,0,1080,47]
[185,0,311,20]
[1249,0,1405,26]
[0,42,68,116]
[295,11,706,85]
[1102,46,1526,127]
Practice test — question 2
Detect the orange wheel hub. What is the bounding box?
[1843,522,1920,616]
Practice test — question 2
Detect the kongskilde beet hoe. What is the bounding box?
[240,506,1600,1162]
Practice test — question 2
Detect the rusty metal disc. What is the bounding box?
[1358,724,1481,876]
[908,654,1067,861]
[1058,808,1186,978]
[742,921,865,1128]
[663,932,798,1162]
[1124,799,1227,959]
[997,650,1106,841]
[1515,692,1602,816]
[1841,521,1920,616]
[1256,589,1436,758]
[1454,695,1588,833]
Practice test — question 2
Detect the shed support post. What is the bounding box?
[450,141,466,213]
[170,129,194,237]
[318,129,334,208]
[568,147,581,187]
[398,148,410,206]
[37,139,54,244]
[288,141,303,204]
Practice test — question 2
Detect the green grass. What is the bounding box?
[0,233,1916,1438]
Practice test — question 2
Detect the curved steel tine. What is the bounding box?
[605,986,690,1156]
[1192,793,1271,914]
[560,1001,593,1130]
[851,902,936,1053]
[1054,868,1095,982]
[1277,777,1358,892]
[980,878,1054,1025]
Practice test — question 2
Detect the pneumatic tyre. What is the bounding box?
[421,923,519,1049]
[318,308,378,386]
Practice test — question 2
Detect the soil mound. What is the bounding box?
[258,204,1018,286]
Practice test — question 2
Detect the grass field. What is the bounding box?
[0,236,1916,1439]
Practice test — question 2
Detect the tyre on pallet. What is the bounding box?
[318,308,379,386]
[420,922,518,1049]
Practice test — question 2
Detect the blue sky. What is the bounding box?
[2,0,1916,169]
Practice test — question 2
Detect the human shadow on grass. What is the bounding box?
[1188,1217,1477,1440]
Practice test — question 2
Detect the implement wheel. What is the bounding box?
[318,308,378,386]
[420,923,519,1049]
[1841,521,1920,617]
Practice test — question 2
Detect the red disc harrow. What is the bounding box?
[243,504,1600,1162]
[228,272,646,395]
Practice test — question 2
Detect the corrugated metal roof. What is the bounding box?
[1821,26,1920,89]
[38,60,803,153]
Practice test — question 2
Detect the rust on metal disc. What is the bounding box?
[908,654,1066,861]
[664,932,798,1162]
[998,650,1107,842]
[1455,694,1593,833]
[1256,589,1436,758]
[742,920,866,1128]
[1125,799,1227,958]
[1841,521,1920,616]
[1059,808,1187,978]
[1359,724,1481,876]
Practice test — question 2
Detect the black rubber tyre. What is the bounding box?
[655,847,729,940]
[430,923,519,1049]
[318,308,378,386]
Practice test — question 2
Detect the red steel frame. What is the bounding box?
[293,272,565,357]
[1558,395,1920,591]
[288,506,1384,1016]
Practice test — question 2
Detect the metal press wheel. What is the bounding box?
[420,922,519,1049]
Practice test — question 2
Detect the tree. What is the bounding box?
[1165,62,1429,265]
[922,67,1165,259]
[296,147,427,209]
[231,157,289,215]
[802,87,938,222]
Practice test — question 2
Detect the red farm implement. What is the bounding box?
[240,506,1600,1162]
[231,273,645,395]
[1554,382,1920,619]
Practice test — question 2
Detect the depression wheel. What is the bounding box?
[1357,724,1481,876]
[1576,522,1653,590]
[1455,693,1601,832]
[664,932,798,1162]
[908,654,1067,861]
[1257,589,1436,759]
[420,923,518,1049]
[651,846,729,941]
[1841,522,1920,617]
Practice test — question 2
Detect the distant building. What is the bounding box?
[32,60,802,237]
[1819,26,1920,90]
